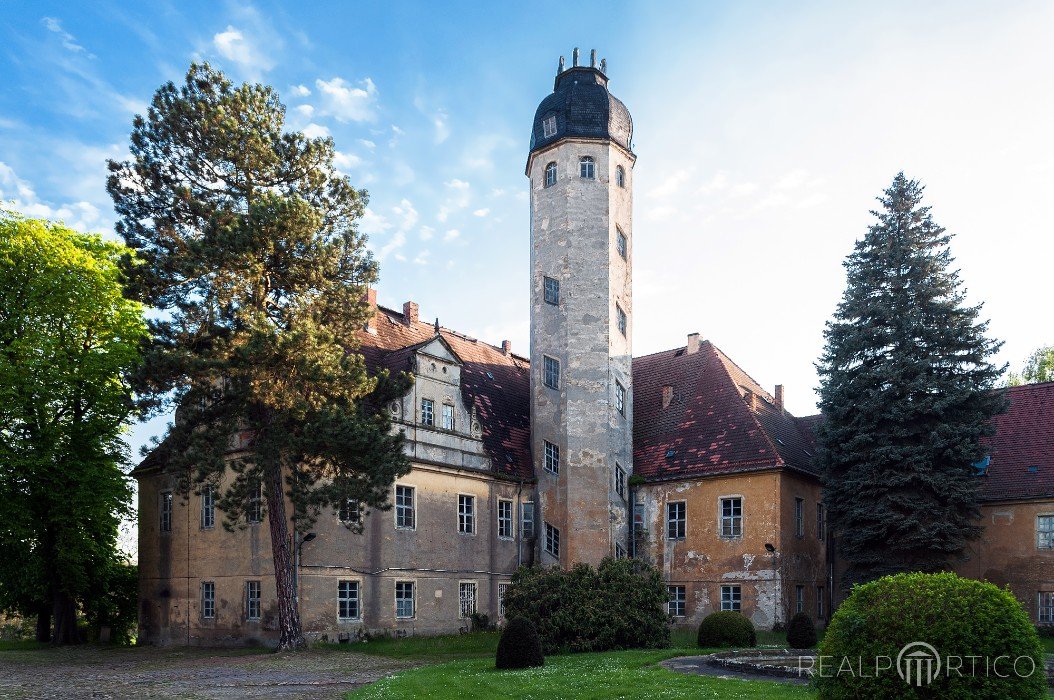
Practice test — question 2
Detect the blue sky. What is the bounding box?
[3,0,1053,464]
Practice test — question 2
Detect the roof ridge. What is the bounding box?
[705,342,786,467]
[710,342,775,403]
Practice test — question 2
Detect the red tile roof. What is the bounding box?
[979,381,1054,502]
[631,340,817,482]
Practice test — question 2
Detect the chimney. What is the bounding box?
[774,385,785,412]
[501,340,512,356]
[745,389,758,411]
[686,332,701,355]
[402,300,419,326]
[363,287,378,333]
[590,49,597,67]
[573,47,580,67]
[662,385,674,409]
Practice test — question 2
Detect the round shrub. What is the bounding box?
[786,612,818,649]
[495,617,544,670]
[816,572,1045,699]
[697,611,756,648]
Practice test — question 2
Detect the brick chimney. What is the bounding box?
[774,384,785,412]
[501,340,512,356]
[686,332,701,355]
[402,300,419,326]
[363,287,378,333]
[662,385,674,409]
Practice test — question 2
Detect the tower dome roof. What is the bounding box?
[529,51,633,156]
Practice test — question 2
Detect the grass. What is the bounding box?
[321,631,501,662]
[0,640,48,651]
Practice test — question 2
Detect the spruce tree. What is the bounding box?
[816,173,1005,586]
[107,64,411,649]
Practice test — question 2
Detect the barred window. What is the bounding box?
[200,485,215,529]
[246,581,261,620]
[202,581,215,619]
[458,494,475,534]
[497,499,513,539]
[544,161,557,187]
[579,156,595,179]
[667,502,686,539]
[668,585,686,617]
[720,497,743,538]
[160,492,173,533]
[338,580,360,620]
[544,522,560,557]
[395,581,415,619]
[459,582,477,619]
[395,485,415,529]
[543,440,560,475]
[543,355,560,390]
[498,582,511,618]
[543,276,560,305]
[721,585,741,612]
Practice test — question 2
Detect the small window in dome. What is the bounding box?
[616,165,625,188]
[545,162,557,188]
[542,115,557,138]
[580,156,595,180]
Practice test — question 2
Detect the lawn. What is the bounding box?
[322,631,502,662]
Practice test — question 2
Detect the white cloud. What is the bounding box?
[332,150,361,172]
[444,229,460,242]
[419,225,435,241]
[775,169,809,190]
[212,25,275,79]
[445,178,470,191]
[41,17,91,56]
[359,207,391,236]
[490,188,506,197]
[412,250,431,265]
[358,139,376,151]
[0,161,103,232]
[379,232,406,262]
[315,77,378,123]
[648,167,696,199]
[473,208,490,217]
[290,84,311,97]
[302,123,331,139]
[436,205,451,223]
[295,104,314,118]
[393,198,418,231]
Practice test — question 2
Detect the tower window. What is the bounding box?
[543,276,560,305]
[542,115,557,138]
[615,380,626,416]
[616,304,627,336]
[544,161,557,188]
[545,522,560,557]
[616,165,625,188]
[579,156,595,179]
[616,228,627,259]
[615,463,626,500]
[543,355,560,390]
[543,440,560,474]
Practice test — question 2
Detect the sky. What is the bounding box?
[2,0,1053,477]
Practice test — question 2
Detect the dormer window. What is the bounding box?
[542,115,557,138]
[544,162,557,188]
[579,156,595,179]
[616,165,625,188]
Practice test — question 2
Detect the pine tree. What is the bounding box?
[107,64,411,649]
[816,173,1005,586]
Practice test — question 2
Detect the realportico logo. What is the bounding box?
[801,641,1039,685]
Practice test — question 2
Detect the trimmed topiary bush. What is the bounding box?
[786,612,818,649]
[495,617,544,669]
[816,572,1045,699]
[697,611,756,648]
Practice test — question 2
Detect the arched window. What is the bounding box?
[545,162,557,188]
[579,156,595,180]
[616,165,625,188]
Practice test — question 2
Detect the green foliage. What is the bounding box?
[785,612,817,649]
[0,212,145,643]
[82,563,138,645]
[816,572,1045,699]
[1006,345,1054,386]
[816,173,1006,585]
[495,617,544,670]
[501,558,671,654]
[696,611,756,648]
[469,612,492,632]
[107,63,411,648]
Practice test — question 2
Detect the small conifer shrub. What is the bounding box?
[697,611,756,648]
[786,612,818,649]
[495,617,544,670]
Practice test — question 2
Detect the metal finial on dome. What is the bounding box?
[590,49,596,67]
[558,55,565,74]
[572,47,579,67]
[600,58,607,75]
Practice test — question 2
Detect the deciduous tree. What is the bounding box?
[1007,346,1054,386]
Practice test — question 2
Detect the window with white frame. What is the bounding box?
[542,115,557,138]
[544,161,557,187]
[721,585,741,612]
[667,501,686,540]
[616,165,625,188]
[668,585,686,617]
[246,580,261,620]
[395,485,415,529]
[543,355,560,390]
[1040,592,1054,624]
[201,485,215,529]
[421,398,434,426]
[720,497,743,538]
[522,501,536,539]
[615,542,627,559]
[816,503,826,540]
[338,580,360,620]
[498,582,510,618]
[543,276,560,305]
[616,304,627,336]
[615,381,626,416]
[544,522,560,557]
[1038,515,1054,549]
[339,498,361,524]
[458,494,475,534]
[395,581,415,619]
[441,404,454,431]
[817,586,825,619]
[579,156,595,179]
[795,585,804,613]
[795,497,805,538]
[202,581,215,619]
[497,499,513,539]
[616,228,627,259]
[543,440,560,474]
[248,482,263,523]
[160,492,173,533]
[615,463,626,500]
[459,582,477,618]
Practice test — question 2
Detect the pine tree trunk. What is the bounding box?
[266,464,305,650]
[35,602,51,643]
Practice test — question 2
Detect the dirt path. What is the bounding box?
[0,646,414,700]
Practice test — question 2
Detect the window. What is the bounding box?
[615,381,626,416]
[1038,515,1054,549]
[668,585,686,617]
[616,305,627,336]
[720,497,743,538]
[543,355,560,390]
[248,482,263,523]
[522,502,536,539]
[579,156,595,179]
[458,494,475,534]
[616,228,627,259]
[615,543,627,559]
[246,581,261,620]
[202,581,215,619]
[721,585,741,612]
[395,581,415,619]
[442,404,454,431]
[615,463,626,500]
[795,585,805,613]
[200,486,215,529]
[542,115,557,138]
[498,582,510,618]
[816,503,826,541]
[616,165,625,188]
[543,440,560,474]
[1040,592,1054,624]
[817,586,825,619]
[459,582,477,618]
[667,502,686,540]
[160,492,173,533]
[421,398,434,426]
[497,499,513,539]
[339,498,361,524]
[544,161,557,187]
[543,276,560,305]
[338,580,360,620]
[395,485,415,529]
[794,498,805,538]
[544,522,560,557]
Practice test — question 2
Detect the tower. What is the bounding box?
[527,48,635,566]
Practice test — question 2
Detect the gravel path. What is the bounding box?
[0,646,414,700]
